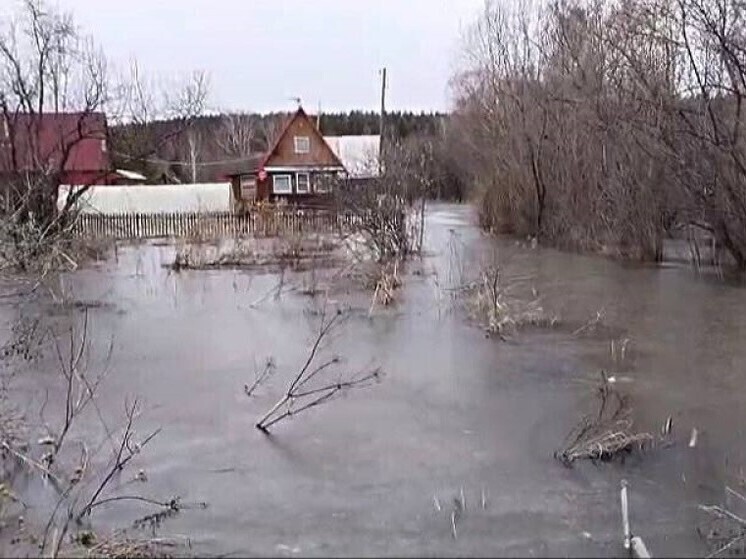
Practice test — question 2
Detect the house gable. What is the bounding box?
[262,107,344,170]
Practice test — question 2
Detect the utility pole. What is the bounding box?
[379,67,386,175]
[316,100,321,130]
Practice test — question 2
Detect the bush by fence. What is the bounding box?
[71,210,356,240]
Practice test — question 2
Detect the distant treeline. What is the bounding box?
[319,110,447,138]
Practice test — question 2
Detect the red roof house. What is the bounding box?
[0,112,111,186]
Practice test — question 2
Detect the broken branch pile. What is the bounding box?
[555,373,653,466]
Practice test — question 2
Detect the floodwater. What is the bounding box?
[2,204,746,557]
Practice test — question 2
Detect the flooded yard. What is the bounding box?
[2,203,745,557]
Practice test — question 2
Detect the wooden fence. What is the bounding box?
[71,210,356,240]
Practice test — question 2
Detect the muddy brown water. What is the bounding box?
[2,203,746,557]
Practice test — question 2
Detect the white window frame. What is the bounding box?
[294,135,310,154]
[296,172,310,194]
[273,174,292,194]
[100,138,107,153]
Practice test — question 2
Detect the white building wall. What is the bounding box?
[58,183,232,214]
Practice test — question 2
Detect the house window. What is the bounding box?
[273,174,292,194]
[294,136,310,154]
[296,172,310,194]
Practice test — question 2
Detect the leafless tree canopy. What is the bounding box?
[0,0,208,273]
[216,113,259,157]
[451,0,746,269]
[331,139,437,261]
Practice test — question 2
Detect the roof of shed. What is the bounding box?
[58,182,232,214]
[324,135,380,178]
[214,154,264,179]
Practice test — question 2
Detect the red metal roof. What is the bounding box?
[0,112,109,175]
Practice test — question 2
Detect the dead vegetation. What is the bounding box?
[0,0,207,281]
[169,234,342,273]
[250,302,382,433]
[462,264,557,338]
[555,372,654,466]
[321,140,439,310]
[71,531,186,559]
[244,358,276,398]
[332,140,428,263]
[0,310,201,558]
[452,0,746,270]
[368,260,402,314]
[1,316,44,363]
[432,486,489,541]
[437,242,557,340]
[0,212,88,276]
[698,494,746,558]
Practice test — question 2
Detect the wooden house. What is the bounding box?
[226,106,345,207]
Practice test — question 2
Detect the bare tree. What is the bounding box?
[256,113,285,152]
[0,0,108,225]
[253,304,382,433]
[0,0,209,274]
[332,139,434,262]
[449,0,746,266]
[216,112,258,157]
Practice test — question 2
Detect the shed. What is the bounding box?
[57,183,232,214]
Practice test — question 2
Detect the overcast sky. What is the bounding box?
[32,0,485,114]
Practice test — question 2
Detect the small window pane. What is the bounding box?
[294,136,310,154]
[273,175,292,194]
[296,173,310,193]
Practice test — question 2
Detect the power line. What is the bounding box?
[111,150,254,167]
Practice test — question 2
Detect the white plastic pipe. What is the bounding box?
[621,480,631,550]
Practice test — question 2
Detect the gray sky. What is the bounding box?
[47,0,485,114]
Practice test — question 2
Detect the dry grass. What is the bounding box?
[71,532,183,559]
[0,211,111,280]
[369,260,402,313]
[555,373,653,466]
[170,235,341,272]
[170,240,253,271]
[462,265,558,338]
